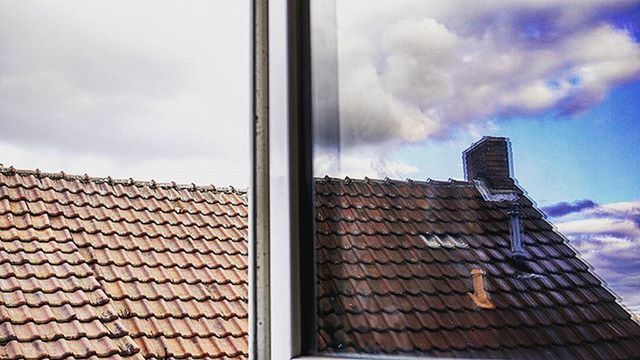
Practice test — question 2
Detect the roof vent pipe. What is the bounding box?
[469,269,494,309]
[508,204,526,258]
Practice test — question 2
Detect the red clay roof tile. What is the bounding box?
[0,169,247,359]
[316,176,640,358]
[4,165,640,359]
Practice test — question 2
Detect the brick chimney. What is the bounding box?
[465,137,527,259]
[463,136,514,190]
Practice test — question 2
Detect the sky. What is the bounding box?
[1,0,639,315]
[311,1,640,313]
[0,0,250,187]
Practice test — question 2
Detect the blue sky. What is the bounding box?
[394,79,640,206]
[502,80,640,205]
[369,2,640,207]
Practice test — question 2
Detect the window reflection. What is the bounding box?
[311,1,640,357]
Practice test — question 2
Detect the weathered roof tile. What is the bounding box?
[316,176,640,358]
[0,168,247,359]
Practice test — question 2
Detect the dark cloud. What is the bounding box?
[542,199,598,217]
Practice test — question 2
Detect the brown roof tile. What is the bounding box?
[316,176,640,358]
[0,168,247,359]
[4,163,639,359]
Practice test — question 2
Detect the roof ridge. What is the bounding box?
[0,165,246,194]
[316,175,473,186]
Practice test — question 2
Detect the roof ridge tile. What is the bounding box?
[0,165,246,195]
[315,175,474,188]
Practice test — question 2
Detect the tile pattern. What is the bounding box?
[0,167,247,360]
[315,176,640,359]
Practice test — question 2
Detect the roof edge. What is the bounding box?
[461,136,510,156]
[0,165,247,194]
[315,175,473,187]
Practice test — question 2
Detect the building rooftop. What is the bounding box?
[1,136,639,359]
[0,167,248,359]
[314,136,640,358]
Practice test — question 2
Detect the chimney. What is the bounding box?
[469,269,494,309]
[463,136,514,190]
[464,137,526,259]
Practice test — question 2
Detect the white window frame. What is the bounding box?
[251,1,442,358]
[251,0,311,358]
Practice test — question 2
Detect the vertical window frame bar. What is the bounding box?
[250,0,270,358]
[255,0,315,357]
[288,0,317,354]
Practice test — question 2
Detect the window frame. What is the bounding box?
[251,0,316,358]
[263,0,316,357]
[252,0,453,358]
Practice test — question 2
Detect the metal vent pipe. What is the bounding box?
[509,204,526,258]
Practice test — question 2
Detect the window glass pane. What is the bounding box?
[0,2,249,359]
[311,1,640,357]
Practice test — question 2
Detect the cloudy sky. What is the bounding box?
[2,0,640,314]
[311,1,640,312]
[543,200,640,313]
[0,0,250,187]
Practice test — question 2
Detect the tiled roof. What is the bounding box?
[0,167,248,360]
[315,176,640,359]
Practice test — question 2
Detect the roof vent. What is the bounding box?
[463,136,514,191]
[509,204,526,258]
[469,269,495,309]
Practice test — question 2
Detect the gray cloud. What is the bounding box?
[0,0,249,185]
[554,200,640,313]
[312,0,640,152]
[542,199,598,218]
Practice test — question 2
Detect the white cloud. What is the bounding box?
[314,150,419,180]
[557,218,640,238]
[313,0,640,151]
[551,200,640,222]
[0,141,246,187]
[596,200,640,216]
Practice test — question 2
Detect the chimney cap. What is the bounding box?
[470,269,485,276]
[462,136,510,154]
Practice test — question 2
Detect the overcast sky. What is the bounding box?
[0,0,250,187]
